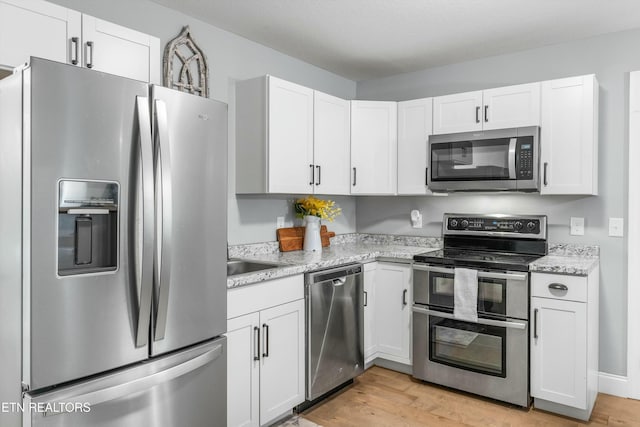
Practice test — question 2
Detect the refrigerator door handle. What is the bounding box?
[34,344,223,416]
[153,99,173,342]
[134,96,155,348]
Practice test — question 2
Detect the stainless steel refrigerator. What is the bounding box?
[0,57,227,427]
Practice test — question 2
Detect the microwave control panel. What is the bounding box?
[516,137,534,179]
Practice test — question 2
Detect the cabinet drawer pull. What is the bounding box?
[475,106,480,123]
[253,326,260,361]
[484,105,489,122]
[262,323,269,358]
[402,289,408,306]
[309,164,314,186]
[364,290,368,307]
[425,167,428,186]
[71,37,79,65]
[352,167,357,186]
[548,283,568,291]
[534,308,539,339]
[316,165,321,186]
[543,162,548,186]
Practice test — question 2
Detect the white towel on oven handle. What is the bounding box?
[453,267,478,322]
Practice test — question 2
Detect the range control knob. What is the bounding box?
[514,221,523,230]
[526,221,536,231]
[461,219,469,228]
[450,219,458,228]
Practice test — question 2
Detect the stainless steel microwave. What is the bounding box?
[427,126,540,192]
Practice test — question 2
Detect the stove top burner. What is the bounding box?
[413,249,542,272]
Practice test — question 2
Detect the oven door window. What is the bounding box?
[429,272,506,316]
[431,138,512,181]
[429,315,507,378]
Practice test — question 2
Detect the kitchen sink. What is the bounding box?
[227,259,280,276]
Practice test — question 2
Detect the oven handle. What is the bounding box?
[412,306,527,330]
[412,264,527,282]
[508,137,517,179]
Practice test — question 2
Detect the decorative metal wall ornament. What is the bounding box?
[163,26,209,97]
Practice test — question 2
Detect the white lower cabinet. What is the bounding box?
[363,262,378,363]
[372,262,412,365]
[227,276,305,427]
[530,267,599,421]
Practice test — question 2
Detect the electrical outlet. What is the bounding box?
[570,217,584,236]
[609,218,624,237]
[276,216,285,229]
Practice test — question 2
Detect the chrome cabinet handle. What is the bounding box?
[309,164,314,186]
[548,283,568,291]
[86,41,94,68]
[475,106,480,123]
[316,165,321,186]
[402,289,408,306]
[543,162,549,186]
[352,167,357,186]
[70,37,79,65]
[534,308,539,338]
[484,105,489,122]
[253,326,260,361]
[262,324,269,358]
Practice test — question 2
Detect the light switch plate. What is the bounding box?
[609,217,624,237]
[570,217,584,236]
[276,216,285,229]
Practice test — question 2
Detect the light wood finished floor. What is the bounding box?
[301,366,640,426]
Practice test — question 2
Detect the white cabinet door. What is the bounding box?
[81,15,160,83]
[268,76,314,194]
[432,90,483,134]
[227,313,260,427]
[363,262,378,361]
[540,75,598,195]
[350,101,398,194]
[398,98,433,195]
[531,296,587,409]
[482,82,540,130]
[313,91,350,195]
[374,263,411,363]
[0,0,80,69]
[259,299,305,426]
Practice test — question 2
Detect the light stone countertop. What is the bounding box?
[227,235,600,288]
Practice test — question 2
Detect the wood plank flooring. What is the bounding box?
[301,366,640,426]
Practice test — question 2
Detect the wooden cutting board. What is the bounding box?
[276,226,336,252]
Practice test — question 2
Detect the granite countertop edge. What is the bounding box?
[227,237,600,288]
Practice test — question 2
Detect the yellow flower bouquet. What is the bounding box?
[294,195,341,222]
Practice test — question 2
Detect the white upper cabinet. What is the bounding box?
[313,91,351,195]
[540,75,598,195]
[236,76,351,195]
[0,0,160,83]
[350,100,398,195]
[0,0,80,68]
[267,76,315,194]
[482,83,541,130]
[397,97,433,195]
[432,83,541,134]
[433,90,483,134]
[82,15,160,83]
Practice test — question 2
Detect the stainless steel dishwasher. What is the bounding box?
[305,263,364,401]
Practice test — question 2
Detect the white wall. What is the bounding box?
[47,0,358,244]
[356,28,640,376]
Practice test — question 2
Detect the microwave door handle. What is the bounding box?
[508,138,517,179]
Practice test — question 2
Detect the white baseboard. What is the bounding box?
[598,372,628,397]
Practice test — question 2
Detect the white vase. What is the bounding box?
[303,215,322,252]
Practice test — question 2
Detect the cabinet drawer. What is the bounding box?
[531,273,587,302]
[228,274,304,319]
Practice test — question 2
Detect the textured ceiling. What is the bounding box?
[151,0,640,81]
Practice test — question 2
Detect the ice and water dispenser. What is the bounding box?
[58,180,119,275]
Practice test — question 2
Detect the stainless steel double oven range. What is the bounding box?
[412,213,548,407]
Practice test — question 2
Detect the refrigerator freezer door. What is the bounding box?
[24,337,226,427]
[150,86,228,356]
[27,58,150,390]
